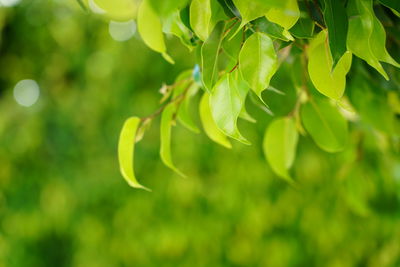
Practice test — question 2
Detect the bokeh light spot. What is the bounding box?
[13,79,40,107]
[108,20,136,42]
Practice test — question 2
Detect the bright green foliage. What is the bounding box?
[104,0,400,187]
[118,117,150,190]
[301,99,348,153]
[265,0,300,30]
[263,117,298,182]
[308,30,352,100]
[239,32,277,100]
[210,70,250,144]
[200,92,232,148]
[160,103,186,177]
[347,0,399,80]
[137,0,174,63]
[201,21,226,92]
[190,0,226,41]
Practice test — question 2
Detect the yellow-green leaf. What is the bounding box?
[199,92,232,148]
[263,117,298,182]
[239,32,278,101]
[265,0,300,30]
[301,99,348,153]
[90,0,137,20]
[210,71,250,144]
[137,0,174,63]
[118,117,150,191]
[201,21,226,92]
[189,0,226,41]
[308,30,352,100]
[347,0,399,80]
[160,103,186,177]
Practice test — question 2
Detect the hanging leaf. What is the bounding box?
[239,32,278,101]
[323,0,348,69]
[263,117,298,182]
[118,117,150,191]
[160,103,186,177]
[265,0,300,30]
[190,0,227,41]
[253,17,294,42]
[347,0,400,80]
[231,0,284,37]
[162,11,194,51]
[378,0,400,14]
[301,99,348,152]
[148,0,189,16]
[178,83,201,133]
[201,21,226,92]
[290,17,314,39]
[210,71,250,144]
[199,92,232,148]
[137,0,174,64]
[91,0,137,20]
[308,30,352,100]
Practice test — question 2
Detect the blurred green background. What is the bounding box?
[1,1,400,266]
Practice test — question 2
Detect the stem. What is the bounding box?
[141,81,194,122]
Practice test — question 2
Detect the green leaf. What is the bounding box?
[265,0,300,30]
[347,0,400,80]
[201,21,226,92]
[231,0,285,36]
[190,0,226,41]
[162,11,194,51]
[378,0,400,14]
[160,103,186,177]
[91,0,137,20]
[253,17,294,42]
[137,0,174,64]
[239,32,278,101]
[210,71,250,144]
[178,83,201,133]
[263,117,298,182]
[118,117,150,191]
[323,0,348,69]
[148,0,189,16]
[308,30,352,100]
[199,92,232,148]
[290,17,315,39]
[301,99,348,153]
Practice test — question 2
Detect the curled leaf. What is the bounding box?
[118,117,150,191]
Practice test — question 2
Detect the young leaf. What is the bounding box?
[323,0,348,69]
[201,21,226,92]
[301,99,348,153]
[162,11,194,51]
[190,0,226,41]
[118,117,150,191]
[308,30,352,100]
[177,83,201,133]
[263,117,298,182]
[160,103,186,177]
[231,0,284,37]
[347,0,400,80]
[265,0,300,30]
[190,0,213,41]
[239,32,278,101]
[210,71,250,144]
[199,92,232,148]
[253,17,294,42]
[137,0,174,64]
